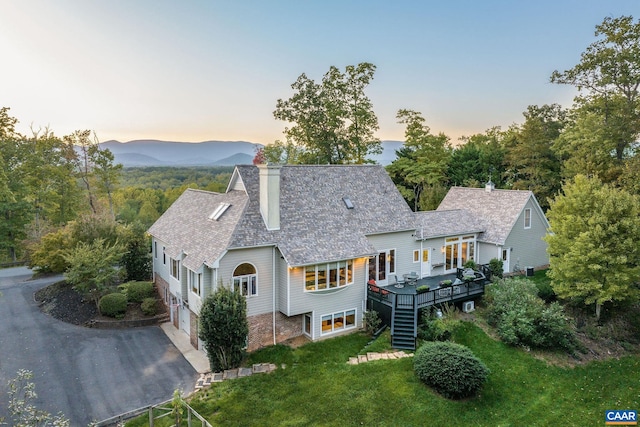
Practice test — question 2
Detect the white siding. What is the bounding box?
[420,237,447,276]
[277,249,288,313]
[366,231,417,280]
[504,199,549,271]
[285,258,367,319]
[477,242,502,266]
[218,246,276,317]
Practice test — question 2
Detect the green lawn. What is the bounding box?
[127,321,639,427]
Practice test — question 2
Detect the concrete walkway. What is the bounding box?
[160,322,211,374]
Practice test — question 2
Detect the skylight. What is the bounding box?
[209,203,231,220]
[342,197,354,209]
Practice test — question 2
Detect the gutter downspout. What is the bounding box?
[272,247,276,346]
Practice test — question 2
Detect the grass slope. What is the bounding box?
[127,323,639,427]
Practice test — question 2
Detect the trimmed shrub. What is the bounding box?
[486,277,576,350]
[488,258,503,279]
[364,310,381,335]
[199,286,249,372]
[414,341,489,399]
[141,297,157,316]
[462,260,477,270]
[99,293,127,318]
[119,281,154,303]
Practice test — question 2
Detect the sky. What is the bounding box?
[1,1,639,145]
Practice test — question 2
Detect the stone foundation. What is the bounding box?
[247,312,303,352]
[155,274,170,306]
[190,311,199,349]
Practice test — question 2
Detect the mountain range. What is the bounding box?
[100,139,404,167]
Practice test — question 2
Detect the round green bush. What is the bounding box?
[413,341,489,399]
[99,292,128,318]
[119,281,155,303]
[141,297,157,316]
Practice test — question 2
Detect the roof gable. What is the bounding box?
[230,165,416,265]
[148,188,248,270]
[436,187,546,245]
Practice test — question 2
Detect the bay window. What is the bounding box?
[305,260,353,291]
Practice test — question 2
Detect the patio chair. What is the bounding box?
[388,274,398,286]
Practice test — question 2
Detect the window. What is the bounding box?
[304,314,311,336]
[368,249,395,283]
[233,263,257,297]
[305,260,353,291]
[189,270,202,296]
[170,258,180,279]
[163,246,166,265]
[444,236,476,272]
[413,250,420,263]
[209,202,231,221]
[321,309,356,335]
[154,241,158,259]
[524,208,532,229]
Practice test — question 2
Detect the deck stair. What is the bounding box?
[391,306,416,350]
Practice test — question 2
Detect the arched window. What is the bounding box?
[233,263,257,297]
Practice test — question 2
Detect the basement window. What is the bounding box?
[209,203,231,220]
[342,197,354,209]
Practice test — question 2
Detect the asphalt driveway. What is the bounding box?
[0,267,197,425]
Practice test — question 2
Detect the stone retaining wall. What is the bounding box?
[88,313,169,329]
[247,312,303,351]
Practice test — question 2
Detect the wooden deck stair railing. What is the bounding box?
[367,270,490,351]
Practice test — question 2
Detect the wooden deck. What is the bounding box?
[366,267,490,350]
[367,268,488,310]
[367,278,486,310]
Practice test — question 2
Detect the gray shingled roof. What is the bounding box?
[147,189,249,270]
[414,209,484,239]
[230,165,417,266]
[436,187,534,245]
[148,165,418,269]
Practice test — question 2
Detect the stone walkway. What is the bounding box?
[348,351,413,365]
[195,352,413,390]
[195,363,277,389]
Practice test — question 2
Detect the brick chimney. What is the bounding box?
[258,164,281,230]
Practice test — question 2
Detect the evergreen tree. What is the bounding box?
[199,285,249,372]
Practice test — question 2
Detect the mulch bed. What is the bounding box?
[35,281,99,325]
[34,280,166,327]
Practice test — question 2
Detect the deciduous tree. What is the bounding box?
[386,109,450,211]
[274,63,381,164]
[503,104,565,210]
[63,238,124,307]
[449,127,506,187]
[544,175,640,320]
[551,15,640,175]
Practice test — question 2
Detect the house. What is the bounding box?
[436,181,550,274]
[149,166,550,353]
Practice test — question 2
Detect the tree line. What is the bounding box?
[261,16,640,213]
[1,15,639,320]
